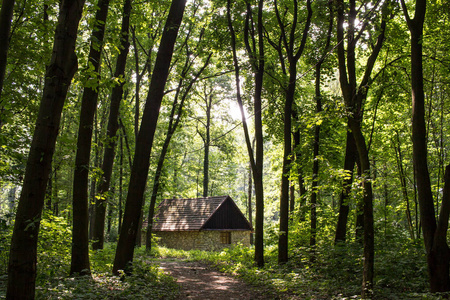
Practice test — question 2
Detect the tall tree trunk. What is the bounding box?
[335,131,357,243]
[92,0,131,250]
[349,119,375,296]
[310,64,322,254]
[118,134,123,232]
[273,0,312,264]
[401,0,450,292]
[228,0,265,267]
[0,0,15,104]
[248,159,254,245]
[293,126,307,220]
[336,0,387,295]
[278,66,295,264]
[310,1,332,254]
[6,0,85,298]
[202,96,211,197]
[393,132,415,239]
[113,0,186,274]
[145,51,211,251]
[71,0,110,276]
[89,113,99,240]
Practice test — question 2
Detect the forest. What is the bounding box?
[0,0,449,298]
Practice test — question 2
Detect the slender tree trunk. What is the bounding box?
[278,67,295,264]
[336,0,387,295]
[6,0,85,298]
[145,51,211,250]
[89,113,99,240]
[0,0,15,103]
[270,0,311,264]
[92,0,131,250]
[335,131,357,243]
[309,0,332,249]
[113,0,186,274]
[275,0,312,265]
[293,127,307,219]
[349,119,374,296]
[202,97,211,197]
[248,159,254,245]
[228,0,265,267]
[401,0,450,292]
[249,0,265,268]
[355,159,364,242]
[394,132,415,239]
[310,63,323,255]
[71,0,110,276]
[53,168,59,216]
[118,134,123,232]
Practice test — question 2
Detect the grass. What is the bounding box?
[152,239,441,300]
[0,213,447,299]
[0,214,179,300]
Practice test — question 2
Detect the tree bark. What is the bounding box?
[6,0,85,298]
[273,0,312,264]
[293,125,307,220]
[393,132,415,239]
[0,0,15,103]
[335,131,357,243]
[248,159,254,245]
[401,0,450,292]
[92,0,131,250]
[202,95,211,197]
[145,51,211,251]
[310,64,322,253]
[71,0,110,276]
[310,2,332,255]
[227,0,265,267]
[113,0,186,274]
[336,0,387,295]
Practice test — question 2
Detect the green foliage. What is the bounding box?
[36,212,73,284]
[0,215,179,299]
[155,238,433,299]
[0,214,13,276]
[36,248,179,299]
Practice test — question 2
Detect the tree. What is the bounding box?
[0,0,15,104]
[309,0,333,257]
[334,132,358,243]
[227,0,265,267]
[92,0,132,250]
[113,0,186,274]
[71,0,110,276]
[145,46,211,250]
[335,0,389,295]
[7,0,85,298]
[401,0,450,292]
[267,0,312,264]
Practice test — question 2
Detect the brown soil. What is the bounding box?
[156,259,276,300]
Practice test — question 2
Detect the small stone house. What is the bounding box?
[151,195,253,251]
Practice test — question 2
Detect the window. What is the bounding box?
[220,232,231,244]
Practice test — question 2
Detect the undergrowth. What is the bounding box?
[0,213,179,299]
[0,212,446,299]
[154,237,437,300]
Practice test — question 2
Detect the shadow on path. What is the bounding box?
[156,259,275,300]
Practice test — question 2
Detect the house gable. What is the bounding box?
[202,196,252,230]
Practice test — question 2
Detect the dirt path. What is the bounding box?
[156,259,276,300]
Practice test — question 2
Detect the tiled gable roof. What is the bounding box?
[152,196,228,231]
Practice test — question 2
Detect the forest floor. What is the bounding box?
[155,258,285,300]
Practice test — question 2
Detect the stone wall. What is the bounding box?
[152,230,251,251]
